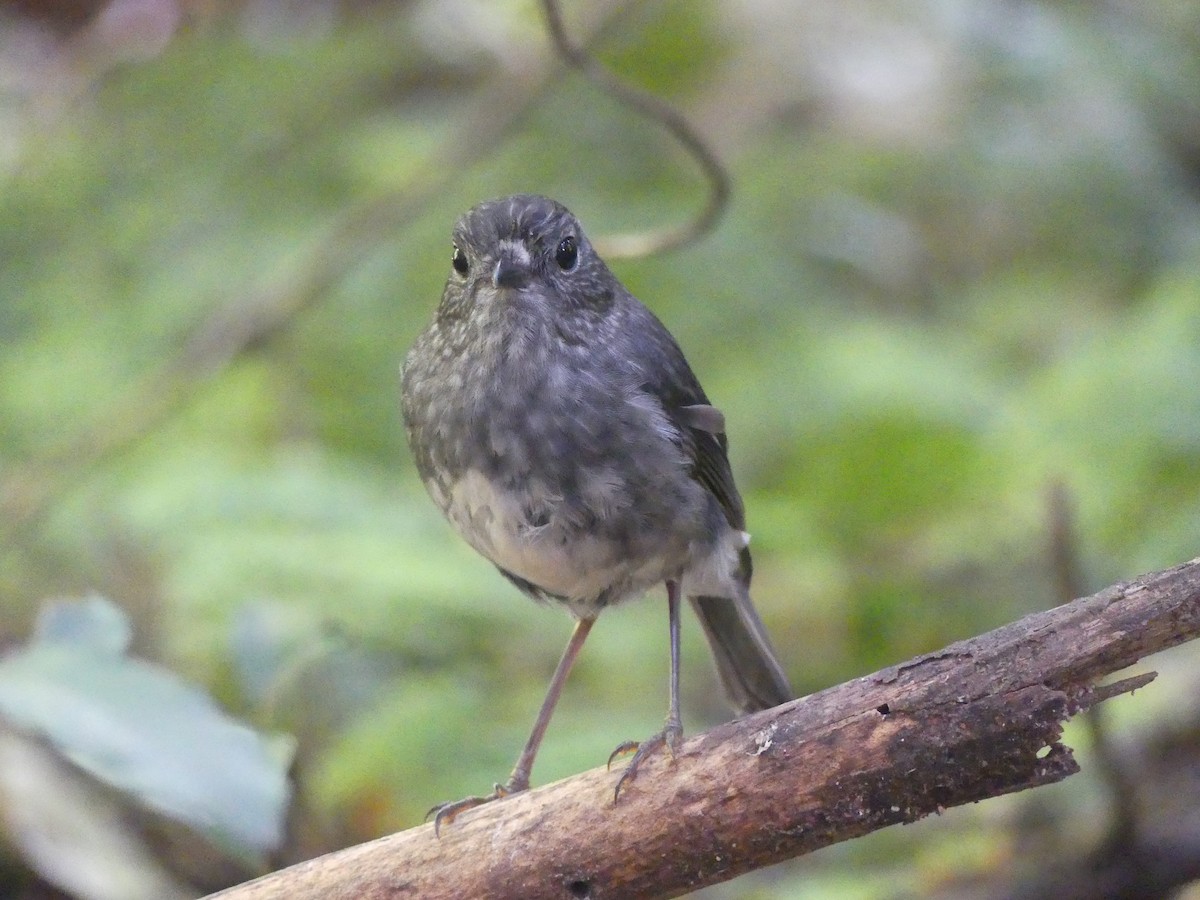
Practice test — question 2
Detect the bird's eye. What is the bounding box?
[555,236,578,271]
[451,244,468,275]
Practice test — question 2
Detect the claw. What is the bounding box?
[426,782,515,837]
[606,740,639,769]
[611,723,682,801]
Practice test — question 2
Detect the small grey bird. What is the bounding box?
[401,194,792,829]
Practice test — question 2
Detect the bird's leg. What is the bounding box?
[609,579,684,800]
[428,615,595,835]
[507,615,595,792]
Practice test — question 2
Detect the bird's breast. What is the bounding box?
[440,468,673,608]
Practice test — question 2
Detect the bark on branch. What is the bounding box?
[208,557,1200,900]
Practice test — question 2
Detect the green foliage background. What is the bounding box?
[2,0,1199,896]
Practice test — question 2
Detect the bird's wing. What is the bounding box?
[629,307,747,533]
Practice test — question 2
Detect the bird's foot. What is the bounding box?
[425,774,529,836]
[607,719,683,801]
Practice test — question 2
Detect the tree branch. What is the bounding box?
[207,557,1200,900]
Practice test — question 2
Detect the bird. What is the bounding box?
[400,194,792,831]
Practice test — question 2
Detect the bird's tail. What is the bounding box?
[690,589,793,714]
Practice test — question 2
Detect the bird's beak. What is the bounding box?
[492,245,532,289]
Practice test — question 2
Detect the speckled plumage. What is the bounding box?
[401,194,790,714]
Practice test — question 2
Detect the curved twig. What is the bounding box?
[541,0,731,258]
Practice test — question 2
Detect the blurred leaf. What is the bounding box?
[0,597,293,856]
[33,593,132,655]
[0,728,193,900]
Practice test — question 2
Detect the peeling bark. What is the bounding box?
[208,557,1200,900]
